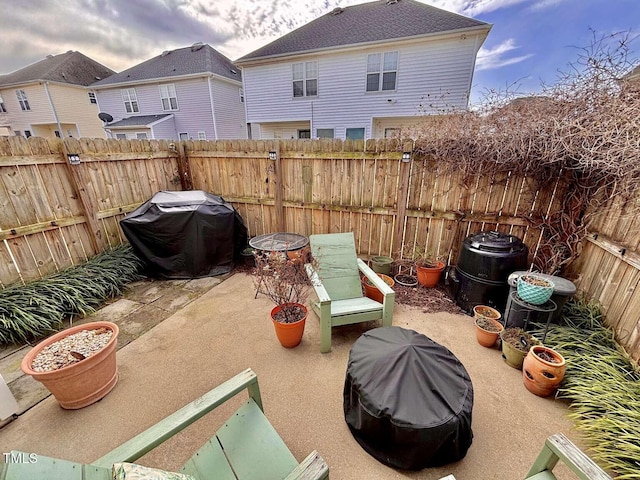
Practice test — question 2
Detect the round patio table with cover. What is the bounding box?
[249,232,309,253]
[344,326,474,470]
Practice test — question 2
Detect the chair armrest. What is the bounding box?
[284,451,329,480]
[358,259,394,295]
[525,433,611,480]
[305,263,331,303]
[92,368,260,468]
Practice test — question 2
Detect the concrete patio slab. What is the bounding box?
[0,273,581,479]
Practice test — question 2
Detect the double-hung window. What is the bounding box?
[16,89,30,111]
[121,88,139,113]
[88,92,97,104]
[159,84,178,111]
[366,51,398,92]
[0,94,6,113]
[292,61,318,97]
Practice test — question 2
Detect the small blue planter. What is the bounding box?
[517,274,554,305]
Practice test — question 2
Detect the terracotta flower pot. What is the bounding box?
[474,317,504,348]
[20,321,119,409]
[362,274,395,303]
[271,303,307,348]
[416,261,445,287]
[473,305,502,323]
[522,345,566,397]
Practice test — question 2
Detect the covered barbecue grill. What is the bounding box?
[120,190,247,279]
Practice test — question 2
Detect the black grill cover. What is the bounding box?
[120,191,247,278]
[344,327,474,470]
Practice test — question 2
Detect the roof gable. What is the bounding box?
[0,51,115,87]
[92,44,241,87]
[237,0,490,63]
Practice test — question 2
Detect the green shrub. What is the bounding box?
[0,244,144,344]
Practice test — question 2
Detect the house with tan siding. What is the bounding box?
[235,0,491,140]
[91,43,246,141]
[0,51,114,139]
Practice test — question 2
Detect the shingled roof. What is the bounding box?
[0,51,114,87]
[236,0,490,63]
[92,43,241,87]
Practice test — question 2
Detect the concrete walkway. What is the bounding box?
[0,272,579,479]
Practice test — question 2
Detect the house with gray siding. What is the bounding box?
[91,43,246,140]
[235,0,491,140]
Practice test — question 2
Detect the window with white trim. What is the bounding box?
[239,88,244,103]
[346,128,365,140]
[366,51,398,92]
[88,92,97,104]
[24,130,32,138]
[197,131,206,140]
[16,89,30,111]
[179,132,189,140]
[292,61,318,97]
[136,132,148,139]
[121,88,139,113]
[159,84,178,111]
[0,94,6,113]
[317,128,334,139]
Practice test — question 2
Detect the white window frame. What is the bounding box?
[159,84,178,111]
[197,131,206,140]
[179,132,189,140]
[16,89,30,111]
[292,61,318,98]
[316,128,334,139]
[239,88,244,103]
[346,127,365,140]
[366,51,398,92]
[121,88,139,113]
[136,132,148,139]
[0,94,6,113]
[88,92,97,104]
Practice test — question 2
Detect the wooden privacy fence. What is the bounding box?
[4,136,640,358]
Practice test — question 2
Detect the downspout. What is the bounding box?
[207,76,219,140]
[44,82,64,138]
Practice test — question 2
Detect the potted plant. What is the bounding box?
[253,251,311,348]
[370,256,394,275]
[362,273,395,303]
[500,327,540,369]
[20,321,119,409]
[397,245,445,287]
[474,312,504,347]
[522,345,566,397]
[517,273,555,305]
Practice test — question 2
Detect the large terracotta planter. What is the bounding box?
[362,274,395,303]
[20,321,119,409]
[522,345,566,397]
[416,261,445,287]
[271,303,307,348]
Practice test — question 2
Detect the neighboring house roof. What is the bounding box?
[236,0,490,63]
[0,51,114,87]
[92,43,241,87]
[105,114,173,128]
[624,65,640,82]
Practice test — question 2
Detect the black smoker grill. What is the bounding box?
[449,231,528,314]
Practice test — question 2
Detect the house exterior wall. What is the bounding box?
[242,34,482,139]
[210,78,247,139]
[0,83,53,135]
[255,121,311,139]
[47,83,105,138]
[151,118,178,140]
[95,76,245,140]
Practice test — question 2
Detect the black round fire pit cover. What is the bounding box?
[344,326,474,470]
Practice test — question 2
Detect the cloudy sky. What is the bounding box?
[1,0,638,105]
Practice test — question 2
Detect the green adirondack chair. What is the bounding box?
[525,433,611,480]
[0,368,328,480]
[305,232,395,353]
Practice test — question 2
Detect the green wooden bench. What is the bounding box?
[0,368,328,480]
[525,433,611,479]
[306,232,395,353]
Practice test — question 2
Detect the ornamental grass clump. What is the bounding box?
[0,244,144,344]
[534,295,640,478]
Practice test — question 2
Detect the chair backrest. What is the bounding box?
[309,233,364,301]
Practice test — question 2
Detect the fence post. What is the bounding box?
[176,141,194,190]
[273,141,285,232]
[60,139,102,253]
[393,143,413,257]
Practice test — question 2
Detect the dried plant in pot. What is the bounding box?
[500,327,541,370]
[474,313,504,348]
[20,321,119,409]
[253,251,312,348]
[396,245,445,288]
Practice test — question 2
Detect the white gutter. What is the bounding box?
[44,82,64,138]
[207,76,219,140]
[91,72,242,90]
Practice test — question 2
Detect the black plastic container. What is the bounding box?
[450,231,529,314]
